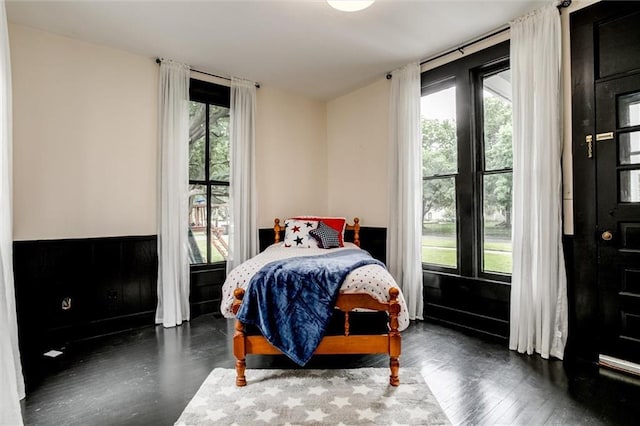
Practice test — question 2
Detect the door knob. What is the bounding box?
[601,230,613,241]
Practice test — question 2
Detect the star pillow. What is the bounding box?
[283,218,319,248]
[293,216,346,247]
[309,221,341,249]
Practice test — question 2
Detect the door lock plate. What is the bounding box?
[596,131,614,141]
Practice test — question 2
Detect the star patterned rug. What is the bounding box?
[175,367,450,425]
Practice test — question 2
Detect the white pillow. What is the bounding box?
[283,219,319,248]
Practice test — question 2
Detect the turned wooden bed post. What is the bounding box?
[232,288,247,386]
[351,217,360,247]
[274,218,282,243]
[388,287,401,386]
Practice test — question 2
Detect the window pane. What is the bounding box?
[188,184,207,264]
[209,185,229,262]
[483,69,513,171]
[189,102,206,181]
[618,91,640,128]
[422,177,457,268]
[421,86,458,176]
[482,173,512,274]
[619,131,640,165]
[620,169,640,202]
[209,106,230,181]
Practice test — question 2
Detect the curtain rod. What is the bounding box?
[155,58,260,88]
[386,0,572,79]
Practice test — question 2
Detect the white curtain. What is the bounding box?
[510,5,568,359]
[227,78,258,273]
[0,0,25,423]
[155,60,191,328]
[387,62,424,321]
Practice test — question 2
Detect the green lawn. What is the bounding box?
[192,223,512,273]
[191,231,226,263]
[422,235,512,274]
[483,250,512,274]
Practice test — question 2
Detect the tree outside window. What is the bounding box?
[421,53,512,279]
[188,80,230,265]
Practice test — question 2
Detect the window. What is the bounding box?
[188,79,231,265]
[480,68,512,274]
[421,84,458,268]
[420,42,512,281]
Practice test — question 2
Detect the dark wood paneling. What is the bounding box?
[423,225,573,343]
[423,271,510,339]
[258,226,387,264]
[14,234,228,390]
[190,263,226,317]
[13,235,159,389]
[258,228,283,252]
[348,227,387,264]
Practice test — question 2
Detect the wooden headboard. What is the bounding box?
[273,217,361,247]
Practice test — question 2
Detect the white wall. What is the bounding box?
[10,23,158,240]
[326,79,390,227]
[255,87,327,227]
[9,23,328,240]
[10,1,599,240]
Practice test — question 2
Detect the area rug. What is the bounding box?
[175,367,450,425]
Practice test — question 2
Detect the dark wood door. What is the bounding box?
[571,1,640,366]
[596,74,640,364]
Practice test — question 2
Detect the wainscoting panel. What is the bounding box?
[190,263,226,318]
[423,235,575,342]
[423,272,510,339]
[14,234,227,389]
[258,226,387,264]
[13,236,157,387]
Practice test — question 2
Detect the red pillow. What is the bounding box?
[293,216,346,247]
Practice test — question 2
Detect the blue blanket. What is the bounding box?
[235,249,384,365]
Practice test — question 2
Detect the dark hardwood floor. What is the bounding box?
[20,315,640,425]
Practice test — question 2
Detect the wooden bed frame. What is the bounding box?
[231,217,402,386]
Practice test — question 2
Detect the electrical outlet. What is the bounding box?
[106,289,118,311]
[61,297,71,310]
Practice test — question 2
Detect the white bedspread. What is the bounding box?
[220,243,410,331]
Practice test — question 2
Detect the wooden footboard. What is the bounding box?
[231,287,402,387]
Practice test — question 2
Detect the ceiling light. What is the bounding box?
[327,1,375,12]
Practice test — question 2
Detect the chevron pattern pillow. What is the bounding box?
[309,221,341,249]
[293,216,346,247]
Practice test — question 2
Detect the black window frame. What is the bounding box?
[421,41,512,284]
[421,77,461,274]
[189,79,231,266]
[474,61,513,281]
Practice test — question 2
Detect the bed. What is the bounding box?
[220,217,409,386]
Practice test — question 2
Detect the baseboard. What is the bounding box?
[191,300,222,317]
[599,354,640,377]
[425,302,509,340]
